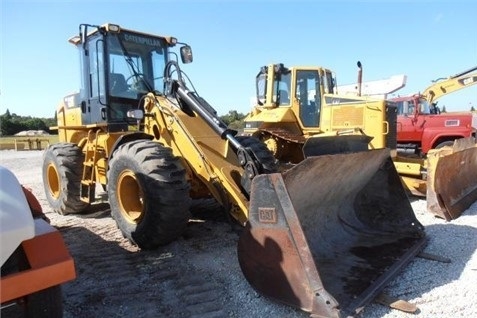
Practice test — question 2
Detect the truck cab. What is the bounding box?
[393,95,477,156]
[392,66,477,156]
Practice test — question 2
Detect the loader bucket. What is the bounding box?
[238,149,426,317]
[427,137,477,220]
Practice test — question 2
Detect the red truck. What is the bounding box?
[391,66,477,156]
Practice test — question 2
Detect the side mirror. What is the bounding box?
[180,45,193,64]
[127,109,144,120]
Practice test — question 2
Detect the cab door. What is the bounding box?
[295,70,321,128]
[80,34,107,125]
[397,99,425,143]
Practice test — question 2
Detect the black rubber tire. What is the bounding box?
[107,140,191,249]
[25,285,63,318]
[435,140,455,149]
[1,248,63,318]
[42,143,90,215]
[235,136,278,173]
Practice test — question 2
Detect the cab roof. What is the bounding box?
[68,23,178,47]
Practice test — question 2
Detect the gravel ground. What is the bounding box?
[1,149,476,318]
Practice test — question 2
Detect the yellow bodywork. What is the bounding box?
[392,156,427,196]
[422,66,477,105]
[141,95,250,224]
[244,64,392,163]
[54,93,251,225]
[246,66,389,141]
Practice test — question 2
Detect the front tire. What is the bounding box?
[42,143,90,215]
[108,140,191,249]
[435,140,455,149]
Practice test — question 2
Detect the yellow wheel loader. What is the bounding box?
[43,23,426,317]
[243,63,477,220]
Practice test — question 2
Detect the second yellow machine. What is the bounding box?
[243,63,477,220]
[43,23,426,317]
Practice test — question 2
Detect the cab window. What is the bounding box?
[273,72,291,106]
[296,70,321,127]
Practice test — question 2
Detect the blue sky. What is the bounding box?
[1,0,476,118]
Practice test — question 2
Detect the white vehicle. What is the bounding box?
[0,166,76,317]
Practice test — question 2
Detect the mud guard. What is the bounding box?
[427,137,477,220]
[238,149,426,317]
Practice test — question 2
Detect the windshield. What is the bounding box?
[274,72,291,106]
[256,72,267,105]
[107,31,168,99]
[418,99,432,114]
[256,69,291,106]
[396,98,433,115]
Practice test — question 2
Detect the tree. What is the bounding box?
[220,110,246,130]
[0,112,54,136]
[471,105,475,112]
[25,118,49,131]
[0,116,27,135]
[44,117,57,129]
[441,105,447,113]
[220,110,243,125]
[4,109,12,120]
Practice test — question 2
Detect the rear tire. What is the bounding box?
[42,143,90,215]
[235,136,278,173]
[108,140,191,249]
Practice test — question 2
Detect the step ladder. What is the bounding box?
[80,130,99,203]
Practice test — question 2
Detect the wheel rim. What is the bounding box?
[46,163,61,199]
[117,170,144,224]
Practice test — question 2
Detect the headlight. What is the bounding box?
[108,24,121,33]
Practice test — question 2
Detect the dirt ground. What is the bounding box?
[1,150,477,318]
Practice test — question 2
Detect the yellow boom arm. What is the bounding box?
[423,66,477,104]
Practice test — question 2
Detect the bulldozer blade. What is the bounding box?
[303,135,373,157]
[238,149,426,317]
[426,137,477,220]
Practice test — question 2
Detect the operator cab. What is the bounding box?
[69,23,192,131]
[255,64,323,128]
